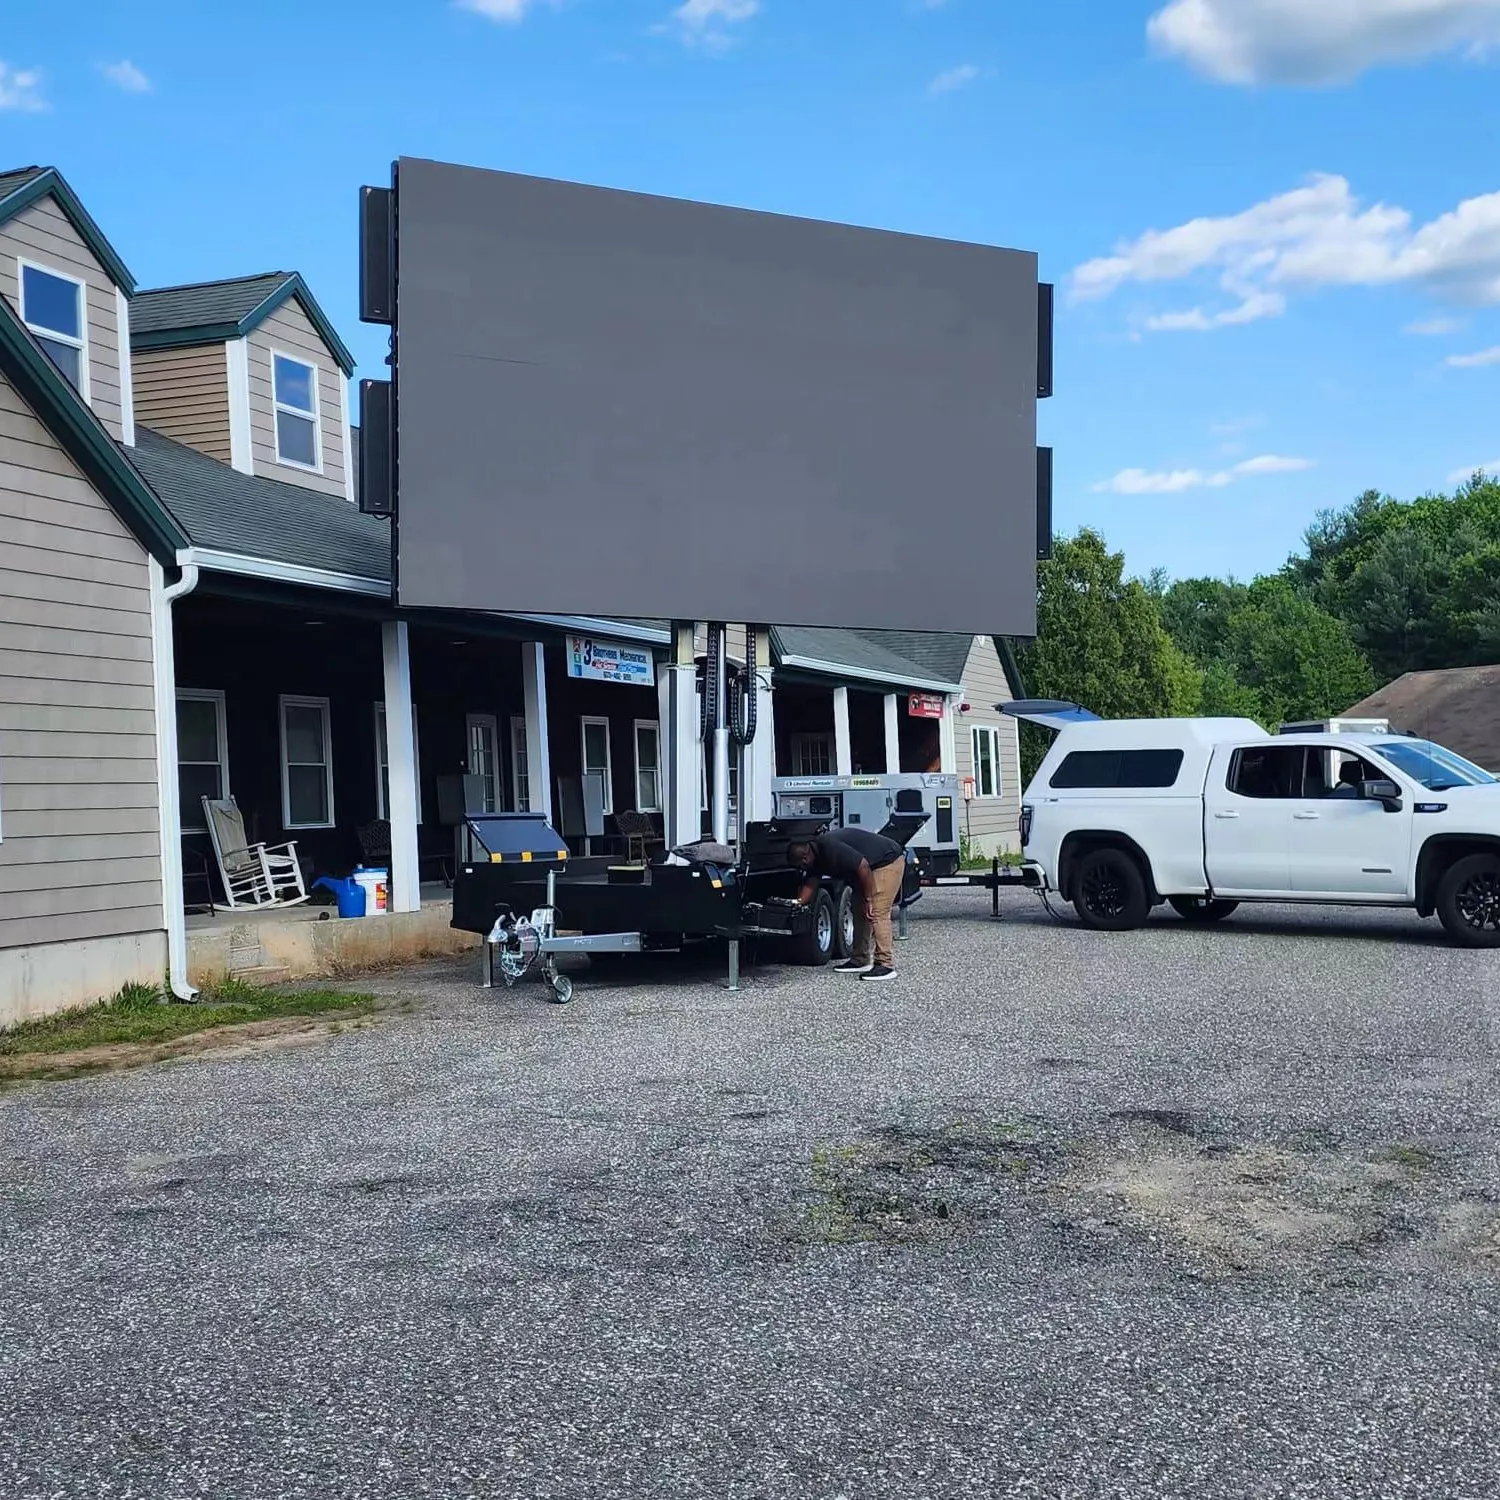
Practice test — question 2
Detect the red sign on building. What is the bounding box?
[907,693,945,719]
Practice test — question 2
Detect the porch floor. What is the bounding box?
[185,881,454,934]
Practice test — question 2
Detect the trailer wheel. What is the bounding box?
[790,888,835,966]
[549,973,574,1004]
[833,885,856,959]
[1435,853,1500,947]
[1073,847,1149,932]
[1168,895,1240,924]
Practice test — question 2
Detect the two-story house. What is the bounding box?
[0,162,1022,1023]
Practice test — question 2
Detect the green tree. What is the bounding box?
[1017,529,1202,777]
[1215,577,1374,726]
[1154,576,1251,665]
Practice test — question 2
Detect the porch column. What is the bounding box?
[884,692,901,774]
[833,685,853,776]
[939,694,958,774]
[743,627,777,825]
[661,621,700,850]
[381,621,421,913]
[522,641,553,821]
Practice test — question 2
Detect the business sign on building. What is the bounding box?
[908,693,945,719]
[566,635,654,686]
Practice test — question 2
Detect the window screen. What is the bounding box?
[1049,748,1185,790]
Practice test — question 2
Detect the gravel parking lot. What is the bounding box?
[3,890,1498,1499]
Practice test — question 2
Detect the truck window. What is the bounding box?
[1048,749,1185,789]
[1228,745,1306,799]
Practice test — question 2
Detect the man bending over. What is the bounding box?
[786,828,906,981]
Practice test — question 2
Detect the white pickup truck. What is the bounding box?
[1006,703,1500,947]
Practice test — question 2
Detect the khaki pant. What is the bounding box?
[853,858,906,968]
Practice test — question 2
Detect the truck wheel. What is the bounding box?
[790,888,836,966]
[1435,854,1500,947]
[1073,848,1149,932]
[1168,895,1240,924]
[833,885,856,960]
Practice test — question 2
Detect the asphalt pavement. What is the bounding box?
[2,890,1498,1499]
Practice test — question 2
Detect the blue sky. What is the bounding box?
[4,0,1500,583]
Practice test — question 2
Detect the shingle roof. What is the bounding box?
[1345,666,1500,770]
[131,427,390,582]
[0,166,45,200]
[853,629,974,685]
[129,270,356,374]
[131,272,292,336]
[773,625,967,691]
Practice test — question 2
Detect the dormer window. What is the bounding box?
[20,261,88,395]
[272,351,320,470]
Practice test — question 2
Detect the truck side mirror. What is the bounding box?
[1362,778,1402,811]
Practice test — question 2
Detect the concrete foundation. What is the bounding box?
[0,929,169,1029]
[186,901,479,989]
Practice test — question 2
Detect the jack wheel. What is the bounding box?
[550,974,574,1005]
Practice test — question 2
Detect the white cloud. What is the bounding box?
[1148,0,1500,86]
[1071,173,1500,333]
[929,63,981,93]
[1145,291,1286,331]
[1446,345,1500,366]
[1093,453,1314,495]
[1405,315,1464,334]
[101,60,151,93]
[667,0,760,50]
[1448,459,1500,481]
[0,62,45,112]
[457,0,554,20]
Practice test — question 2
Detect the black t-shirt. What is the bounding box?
[810,827,904,881]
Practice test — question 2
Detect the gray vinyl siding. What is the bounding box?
[0,372,163,952]
[953,635,1021,856]
[132,343,232,462]
[0,195,126,442]
[245,298,348,496]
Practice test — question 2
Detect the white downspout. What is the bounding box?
[151,557,200,1000]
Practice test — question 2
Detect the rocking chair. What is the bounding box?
[202,796,308,910]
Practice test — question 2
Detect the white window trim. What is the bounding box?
[18,257,90,402]
[510,714,531,813]
[633,718,662,813]
[374,701,423,822]
[581,715,614,816]
[466,712,501,815]
[280,694,335,830]
[270,346,323,474]
[971,724,1002,799]
[178,689,230,823]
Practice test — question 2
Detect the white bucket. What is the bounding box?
[353,868,389,917]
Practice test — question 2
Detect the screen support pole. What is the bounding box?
[710,622,731,847]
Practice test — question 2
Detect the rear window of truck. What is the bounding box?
[1048,749,1185,789]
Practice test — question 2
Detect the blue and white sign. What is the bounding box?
[565,635,654,686]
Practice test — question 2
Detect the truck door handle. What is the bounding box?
[1293,811,1320,820]
[1213,811,1239,820]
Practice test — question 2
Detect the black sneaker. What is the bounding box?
[861,964,896,982]
[835,958,872,975]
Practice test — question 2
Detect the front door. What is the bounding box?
[1288,749,1413,898]
[1202,744,1301,897]
[466,714,500,815]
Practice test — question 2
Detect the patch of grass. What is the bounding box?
[957,832,1024,871]
[0,979,379,1059]
[1379,1143,1438,1173]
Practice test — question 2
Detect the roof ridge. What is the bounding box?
[135,270,291,296]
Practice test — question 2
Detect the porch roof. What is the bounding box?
[130,427,673,643]
[772,625,967,694]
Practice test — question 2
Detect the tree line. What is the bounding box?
[1011,472,1500,768]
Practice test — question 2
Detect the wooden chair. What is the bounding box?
[202,796,308,910]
